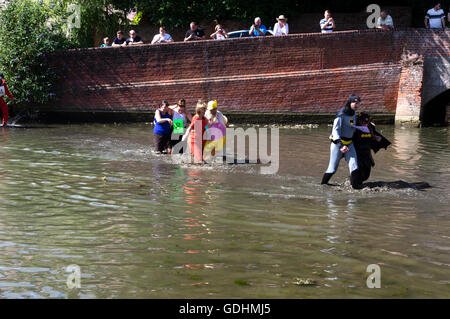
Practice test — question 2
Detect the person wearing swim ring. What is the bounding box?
[321,94,362,189]
[183,101,208,162]
[204,100,228,160]
[0,73,14,127]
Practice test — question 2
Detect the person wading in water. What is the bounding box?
[321,94,363,189]
[0,73,14,127]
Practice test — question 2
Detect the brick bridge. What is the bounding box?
[45,29,450,125]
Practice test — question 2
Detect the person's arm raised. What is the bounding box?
[256,26,264,36]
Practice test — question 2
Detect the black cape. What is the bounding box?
[369,124,391,153]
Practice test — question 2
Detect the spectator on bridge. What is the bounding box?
[249,17,267,36]
[273,15,289,36]
[320,10,335,33]
[112,30,127,47]
[376,10,394,30]
[210,24,229,40]
[127,30,144,45]
[425,3,446,29]
[100,37,111,47]
[151,26,174,44]
[184,22,206,42]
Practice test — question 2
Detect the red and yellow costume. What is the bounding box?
[0,79,14,125]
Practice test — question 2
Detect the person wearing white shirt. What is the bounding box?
[151,26,173,44]
[425,3,446,29]
[273,15,289,36]
[376,11,394,30]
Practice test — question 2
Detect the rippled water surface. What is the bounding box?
[0,124,448,298]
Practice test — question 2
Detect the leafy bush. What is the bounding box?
[0,0,136,106]
[0,0,72,105]
[61,0,135,48]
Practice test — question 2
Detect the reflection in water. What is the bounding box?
[392,127,422,177]
[0,124,448,298]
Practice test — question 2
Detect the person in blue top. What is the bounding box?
[249,17,267,36]
[153,100,173,154]
[321,94,362,189]
[100,37,111,47]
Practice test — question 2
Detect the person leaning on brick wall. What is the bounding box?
[376,10,394,30]
[126,30,144,45]
[184,22,206,42]
[249,17,267,36]
[151,26,174,44]
[210,23,229,40]
[112,30,127,47]
[273,15,289,36]
[320,10,335,33]
[100,37,112,47]
[425,2,446,29]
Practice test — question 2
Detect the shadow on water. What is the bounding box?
[363,180,432,190]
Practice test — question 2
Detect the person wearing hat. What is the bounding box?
[273,15,289,36]
[321,94,362,189]
[0,73,14,127]
[204,100,228,159]
[169,99,192,153]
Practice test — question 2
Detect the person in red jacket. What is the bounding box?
[0,73,14,126]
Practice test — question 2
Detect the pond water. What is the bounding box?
[0,123,448,298]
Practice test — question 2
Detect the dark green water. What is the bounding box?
[0,124,448,298]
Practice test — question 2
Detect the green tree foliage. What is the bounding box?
[0,0,138,106]
[136,0,438,29]
[135,0,303,28]
[0,0,72,105]
[59,0,136,48]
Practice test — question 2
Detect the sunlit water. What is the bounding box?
[0,123,448,299]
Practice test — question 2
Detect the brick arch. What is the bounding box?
[420,89,450,126]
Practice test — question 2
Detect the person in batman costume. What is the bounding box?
[352,112,391,183]
[321,94,362,189]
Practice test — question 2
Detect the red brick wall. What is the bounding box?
[44,29,449,116]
